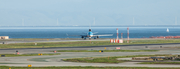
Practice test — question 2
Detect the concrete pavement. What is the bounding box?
[0,43,180,67]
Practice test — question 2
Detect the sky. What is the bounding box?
[0,0,180,26]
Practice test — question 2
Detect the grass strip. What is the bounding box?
[1,39,180,48]
[1,66,180,69]
[138,62,180,64]
[63,54,171,63]
[0,53,60,57]
[56,50,158,52]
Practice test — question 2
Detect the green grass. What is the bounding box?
[0,53,60,57]
[56,50,158,52]
[1,39,180,48]
[138,62,180,64]
[0,66,180,69]
[63,54,171,63]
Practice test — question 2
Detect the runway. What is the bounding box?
[0,43,180,67]
[0,38,165,44]
[0,51,180,67]
[0,38,110,44]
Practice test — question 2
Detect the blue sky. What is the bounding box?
[0,0,179,26]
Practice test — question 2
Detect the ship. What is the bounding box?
[166,28,169,32]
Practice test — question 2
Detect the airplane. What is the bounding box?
[67,29,113,40]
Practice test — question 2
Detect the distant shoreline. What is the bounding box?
[5,38,179,40]
[0,25,180,27]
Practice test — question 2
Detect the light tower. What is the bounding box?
[121,33,123,39]
[127,27,129,43]
[117,28,119,39]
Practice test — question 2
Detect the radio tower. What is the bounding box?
[117,28,119,39]
[127,27,129,43]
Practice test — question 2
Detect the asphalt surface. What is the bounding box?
[0,40,180,67]
[0,39,110,44]
[0,42,180,50]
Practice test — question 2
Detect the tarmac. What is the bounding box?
[0,39,180,67]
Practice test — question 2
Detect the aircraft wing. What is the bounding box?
[66,34,86,37]
[93,32,98,34]
[93,34,113,37]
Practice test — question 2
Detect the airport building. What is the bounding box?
[0,36,9,39]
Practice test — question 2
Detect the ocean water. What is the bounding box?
[0,27,180,38]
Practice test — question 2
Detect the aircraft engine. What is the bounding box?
[97,36,99,38]
[89,29,91,32]
[81,36,84,39]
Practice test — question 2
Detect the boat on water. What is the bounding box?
[166,28,169,32]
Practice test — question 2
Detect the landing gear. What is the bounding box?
[84,38,86,40]
[89,37,91,40]
[94,36,99,39]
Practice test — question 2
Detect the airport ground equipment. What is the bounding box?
[132,55,180,61]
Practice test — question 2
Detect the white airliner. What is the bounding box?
[67,29,113,40]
